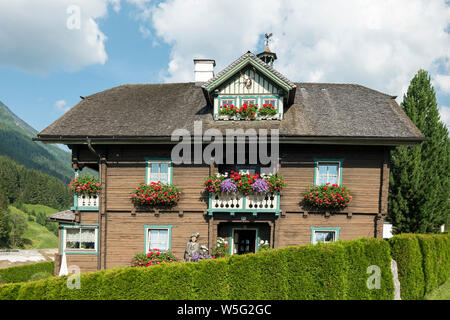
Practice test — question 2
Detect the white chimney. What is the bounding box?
[194,59,215,83]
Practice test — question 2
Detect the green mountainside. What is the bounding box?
[0,101,73,183]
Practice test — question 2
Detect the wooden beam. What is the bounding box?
[376,147,390,238]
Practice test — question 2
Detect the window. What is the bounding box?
[241,96,257,106]
[63,225,98,253]
[314,159,343,186]
[234,165,259,175]
[311,227,340,244]
[145,225,172,252]
[146,160,172,184]
[263,98,277,108]
[221,99,235,107]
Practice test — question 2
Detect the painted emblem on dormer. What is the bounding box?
[245,78,252,89]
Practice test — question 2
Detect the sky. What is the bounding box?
[0,0,449,134]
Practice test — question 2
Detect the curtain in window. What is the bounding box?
[317,163,339,185]
[66,228,80,242]
[149,229,169,251]
[149,162,169,184]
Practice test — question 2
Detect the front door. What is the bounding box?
[233,229,256,255]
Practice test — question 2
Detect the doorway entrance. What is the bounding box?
[232,229,257,255]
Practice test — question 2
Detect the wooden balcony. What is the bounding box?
[207,192,281,216]
[71,194,99,211]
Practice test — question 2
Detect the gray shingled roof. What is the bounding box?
[37,82,423,143]
[48,210,75,222]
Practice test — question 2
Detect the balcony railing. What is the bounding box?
[71,194,99,211]
[208,192,281,216]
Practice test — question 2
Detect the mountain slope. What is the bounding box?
[0,101,73,183]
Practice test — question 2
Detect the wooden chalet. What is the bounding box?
[38,45,424,273]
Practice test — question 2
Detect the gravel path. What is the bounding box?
[0,249,57,269]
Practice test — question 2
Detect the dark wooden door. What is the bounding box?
[236,230,256,254]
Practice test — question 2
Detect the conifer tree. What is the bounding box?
[0,189,10,247]
[389,69,450,233]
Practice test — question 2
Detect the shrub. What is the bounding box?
[0,283,21,300]
[0,261,54,284]
[416,234,450,294]
[3,236,446,300]
[283,243,349,300]
[389,233,450,299]
[389,234,425,300]
[343,238,394,300]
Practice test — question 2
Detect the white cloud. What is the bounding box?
[439,106,450,129]
[0,0,115,73]
[434,74,450,93]
[138,0,450,99]
[54,99,69,112]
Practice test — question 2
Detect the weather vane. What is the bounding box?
[264,33,273,46]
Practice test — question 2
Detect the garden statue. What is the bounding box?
[184,232,200,262]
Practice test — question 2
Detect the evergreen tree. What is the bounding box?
[0,190,10,247]
[389,69,450,233]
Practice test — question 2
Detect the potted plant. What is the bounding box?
[218,103,238,120]
[236,103,258,120]
[131,181,181,207]
[69,174,101,196]
[258,103,278,120]
[303,183,352,210]
[131,248,179,267]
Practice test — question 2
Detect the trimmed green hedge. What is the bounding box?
[389,233,450,300]
[0,238,395,300]
[0,261,54,284]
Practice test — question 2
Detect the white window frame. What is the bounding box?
[146,160,172,184]
[220,99,235,107]
[63,225,98,254]
[311,227,341,244]
[145,227,171,252]
[315,161,341,186]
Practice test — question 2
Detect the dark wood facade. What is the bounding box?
[54,143,391,272]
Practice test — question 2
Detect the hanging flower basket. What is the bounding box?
[68,174,101,196]
[303,183,352,209]
[131,181,181,207]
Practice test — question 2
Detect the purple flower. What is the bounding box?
[252,178,269,193]
[220,179,237,193]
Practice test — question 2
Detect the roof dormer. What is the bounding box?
[201,49,296,122]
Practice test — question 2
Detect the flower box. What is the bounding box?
[303,183,352,209]
[69,174,101,196]
[131,181,181,207]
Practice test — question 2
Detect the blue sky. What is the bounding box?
[0,0,449,133]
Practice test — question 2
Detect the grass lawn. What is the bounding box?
[22,204,59,216]
[8,206,58,249]
[424,278,450,300]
